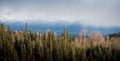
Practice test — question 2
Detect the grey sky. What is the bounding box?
[0,0,120,27]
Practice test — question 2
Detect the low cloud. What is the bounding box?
[0,0,120,27]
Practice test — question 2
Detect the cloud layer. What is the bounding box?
[0,0,120,27]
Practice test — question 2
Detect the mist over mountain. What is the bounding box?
[0,0,120,36]
[2,21,120,36]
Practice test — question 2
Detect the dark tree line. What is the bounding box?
[0,23,120,61]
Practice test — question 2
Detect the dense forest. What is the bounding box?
[0,23,120,61]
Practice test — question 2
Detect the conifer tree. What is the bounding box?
[21,44,27,61]
[0,23,120,61]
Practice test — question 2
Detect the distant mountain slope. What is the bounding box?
[108,32,120,38]
[2,21,120,35]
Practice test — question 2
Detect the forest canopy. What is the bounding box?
[0,23,120,61]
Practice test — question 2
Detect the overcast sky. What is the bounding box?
[0,0,120,27]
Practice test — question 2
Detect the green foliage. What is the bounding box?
[0,23,120,61]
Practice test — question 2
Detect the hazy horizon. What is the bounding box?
[0,0,120,35]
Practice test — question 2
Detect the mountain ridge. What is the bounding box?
[1,21,120,36]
